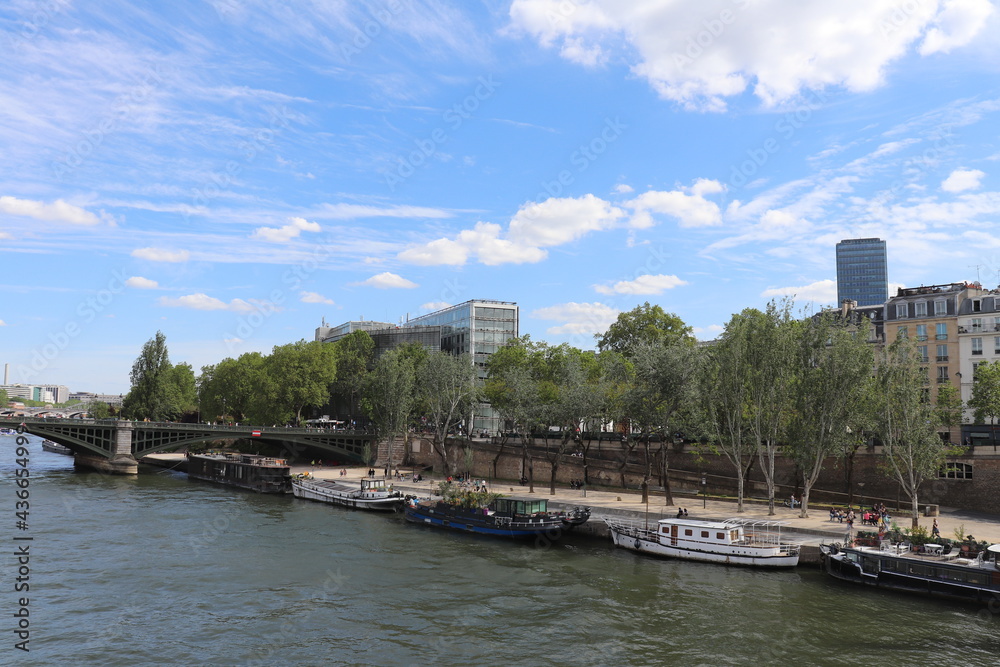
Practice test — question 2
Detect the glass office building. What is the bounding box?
[836,237,888,307]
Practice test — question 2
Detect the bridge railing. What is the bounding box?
[2,416,372,437]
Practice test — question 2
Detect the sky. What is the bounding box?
[2,0,1000,395]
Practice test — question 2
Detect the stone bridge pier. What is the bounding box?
[74,421,139,475]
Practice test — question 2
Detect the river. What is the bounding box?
[3,434,999,666]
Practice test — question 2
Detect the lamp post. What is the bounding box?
[701,474,707,509]
[857,481,865,511]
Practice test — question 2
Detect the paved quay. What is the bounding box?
[296,463,1000,547]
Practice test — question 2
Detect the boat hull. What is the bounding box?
[403,503,588,539]
[42,440,73,455]
[291,478,402,511]
[607,523,800,568]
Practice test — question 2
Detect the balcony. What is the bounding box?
[973,350,983,356]
[916,335,928,341]
[935,334,948,340]
[936,377,950,383]
[936,356,949,362]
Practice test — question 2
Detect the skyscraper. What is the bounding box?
[836,237,888,307]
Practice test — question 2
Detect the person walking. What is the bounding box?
[932,517,941,539]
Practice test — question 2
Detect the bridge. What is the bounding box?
[0,417,375,474]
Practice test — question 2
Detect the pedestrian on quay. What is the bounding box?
[932,518,941,539]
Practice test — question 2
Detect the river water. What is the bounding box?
[4,434,1000,666]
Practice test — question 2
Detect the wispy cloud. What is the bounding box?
[356,272,418,289]
[0,196,105,225]
[132,247,191,263]
[158,293,258,312]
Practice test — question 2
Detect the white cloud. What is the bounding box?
[316,203,453,219]
[531,302,620,335]
[0,319,6,326]
[628,180,724,228]
[941,168,986,192]
[0,232,10,240]
[300,291,335,305]
[251,216,321,243]
[357,272,418,289]
[693,324,724,340]
[399,195,620,267]
[132,247,191,263]
[613,183,634,194]
[0,196,102,225]
[509,0,992,110]
[920,0,995,55]
[594,274,688,295]
[760,279,838,304]
[158,293,257,312]
[421,301,451,312]
[126,276,159,289]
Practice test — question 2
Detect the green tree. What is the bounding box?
[875,338,949,528]
[786,313,874,518]
[362,347,416,469]
[968,361,1000,448]
[419,351,480,476]
[86,400,111,419]
[332,331,375,422]
[0,388,8,406]
[485,338,542,488]
[166,362,198,420]
[934,382,964,441]
[264,340,338,426]
[595,302,694,356]
[121,331,175,421]
[198,352,268,423]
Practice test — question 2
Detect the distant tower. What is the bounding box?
[3,363,8,385]
[836,238,888,307]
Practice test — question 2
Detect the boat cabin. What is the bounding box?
[492,498,549,516]
[657,519,743,548]
[361,478,390,493]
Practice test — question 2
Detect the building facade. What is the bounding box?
[836,237,888,307]
[955,288,1000,442]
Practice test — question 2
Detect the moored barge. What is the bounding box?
[292,475,403,511]
[186,452,291,493]
[404,495,590,539]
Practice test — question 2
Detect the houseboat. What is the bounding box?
[291,475,403,511]
[42,439,73,455]
[186,452,291,493]
[404,495,590,539]
[605,517,800,568]
[821,542,1000,603]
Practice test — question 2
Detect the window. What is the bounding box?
[917,345,928,363]
[974,361,987,379]
[700,531,709,538]
[934,300,947,315]
[936,323,948,340]
[995,336,1000,354]
[716,532,725,540]
[973,300,982,313]
[684,529,692,536]
[897,326,908,339]
[939,462,973,480]
[994,316,1000,332]
[916,324,928,341]
[936,344,948,362]
[896,303,908,319]
[936,366,949,383]
[971,317,983,332]
[915,302,928,317]
[972,338,983,355]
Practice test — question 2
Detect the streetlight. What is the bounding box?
[858,481,865,511]
[701,474,707,509]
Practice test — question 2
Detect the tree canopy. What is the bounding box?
[595,302,694,356]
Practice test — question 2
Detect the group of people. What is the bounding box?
[675,507,690,518]
[569,479,585,489]
[861,503,891,527]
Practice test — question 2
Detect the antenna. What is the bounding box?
[970,264,982,284]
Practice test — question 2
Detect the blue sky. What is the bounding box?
[2,0,1000,395]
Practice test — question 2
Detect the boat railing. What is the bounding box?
[723,518,798,549]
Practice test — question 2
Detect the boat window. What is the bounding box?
[701,531,709,538]
[661,526,669,534]
[716,532,725,540]
[730,530,739,541]
[684,529,693,536]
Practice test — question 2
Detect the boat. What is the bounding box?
[42,439,73,455]
[186,452,291,493]
[605,517,800,568]
[291,475,404,511]
[820,541,1000,603]
[0,428,18,436]
[404,495,590,538]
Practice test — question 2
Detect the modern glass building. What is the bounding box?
[836,237,888,307]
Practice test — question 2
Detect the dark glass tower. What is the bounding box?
[836,238,888,307]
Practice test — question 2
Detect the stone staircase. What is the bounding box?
[374,435,407,467]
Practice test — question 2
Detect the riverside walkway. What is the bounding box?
[293,464,1000,547]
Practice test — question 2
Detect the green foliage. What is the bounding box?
[968,360,1000,425]
[595,302,694,356]
[0,388,7,405]
[263,340,338,425]
[86,400,111,419]
[331,331,375,419]
[121,331,177,421]
[361,347,416,465]
[436,482,502,508]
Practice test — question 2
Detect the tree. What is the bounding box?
[968,360,1000,449]
[166,362,198,421]
[419,351,479,475]
[264,340,338,426]
[875,338,949,529]
[362,347,415,470]
[198,352,267,423]
[332,331,375,423]
[121,331,175,421]
[934,383,964,442]
[87,400,111,419]
[0,388,7,406]
[595,302,694,356]
[626,341,700,505]
[786,313,874,518]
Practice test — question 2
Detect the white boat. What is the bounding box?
[606,516,800,568]
[291,475,403,511]
[42,440,73,455]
